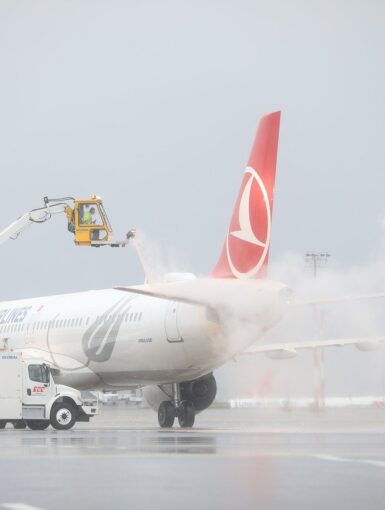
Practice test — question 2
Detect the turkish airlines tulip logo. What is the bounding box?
[225,166,271,278]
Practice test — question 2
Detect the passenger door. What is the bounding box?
[164,302,183,343]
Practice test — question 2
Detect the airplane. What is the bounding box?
[1,111,384,428]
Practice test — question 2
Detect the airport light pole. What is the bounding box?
[305,252,331,411]
[305,252,331,278]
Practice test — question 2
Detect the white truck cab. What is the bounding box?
[0,352,97,430]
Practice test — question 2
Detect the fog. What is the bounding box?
[0,1,385,400]
[216,239,385,401]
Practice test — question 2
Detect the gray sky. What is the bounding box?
[1,0,385,398]
[1,0,384,299]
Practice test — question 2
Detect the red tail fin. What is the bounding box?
[212,111,281,279]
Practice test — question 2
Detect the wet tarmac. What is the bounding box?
[0,406,385,510]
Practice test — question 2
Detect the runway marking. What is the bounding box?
[314,455,385,468]
[313,455,350,463]
[2,504,47,510]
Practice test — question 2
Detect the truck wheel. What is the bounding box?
[0,421,6,429]
[27,420,50,431]
[13,420,27,429]
[50,402,77,430]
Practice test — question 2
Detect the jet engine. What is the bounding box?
[143,373,217,413]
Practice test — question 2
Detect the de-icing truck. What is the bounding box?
[0,352,97,430]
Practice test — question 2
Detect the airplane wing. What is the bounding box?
[243,336,385,359]
[116,283,385,309]
[114,278,290,325]
[114,286,206,307]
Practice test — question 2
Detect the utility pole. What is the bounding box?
[305,252,331,411]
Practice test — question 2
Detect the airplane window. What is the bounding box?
[130,313,133,321]
[134,313,138,321]
[139,312,143,321]
[80,318,83,326]
[44,321,48,328]
[71,319,75,327]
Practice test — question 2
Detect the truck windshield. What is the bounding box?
[28,364,50,384]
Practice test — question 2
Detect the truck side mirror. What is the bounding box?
[43,364,50,385]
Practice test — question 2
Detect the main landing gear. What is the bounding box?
[158,383,195,428]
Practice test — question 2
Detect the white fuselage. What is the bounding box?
[0,280,288,390]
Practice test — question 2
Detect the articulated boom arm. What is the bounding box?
[0,203,66,245]
[0,195,135,248]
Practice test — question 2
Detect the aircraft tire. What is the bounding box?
[27,420,50,431]
[0,421,6,429]
[178,401,195,428]
[50,402,77,430]
[158,401,175,428]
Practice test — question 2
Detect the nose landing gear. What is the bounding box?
[158,383,195,428]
